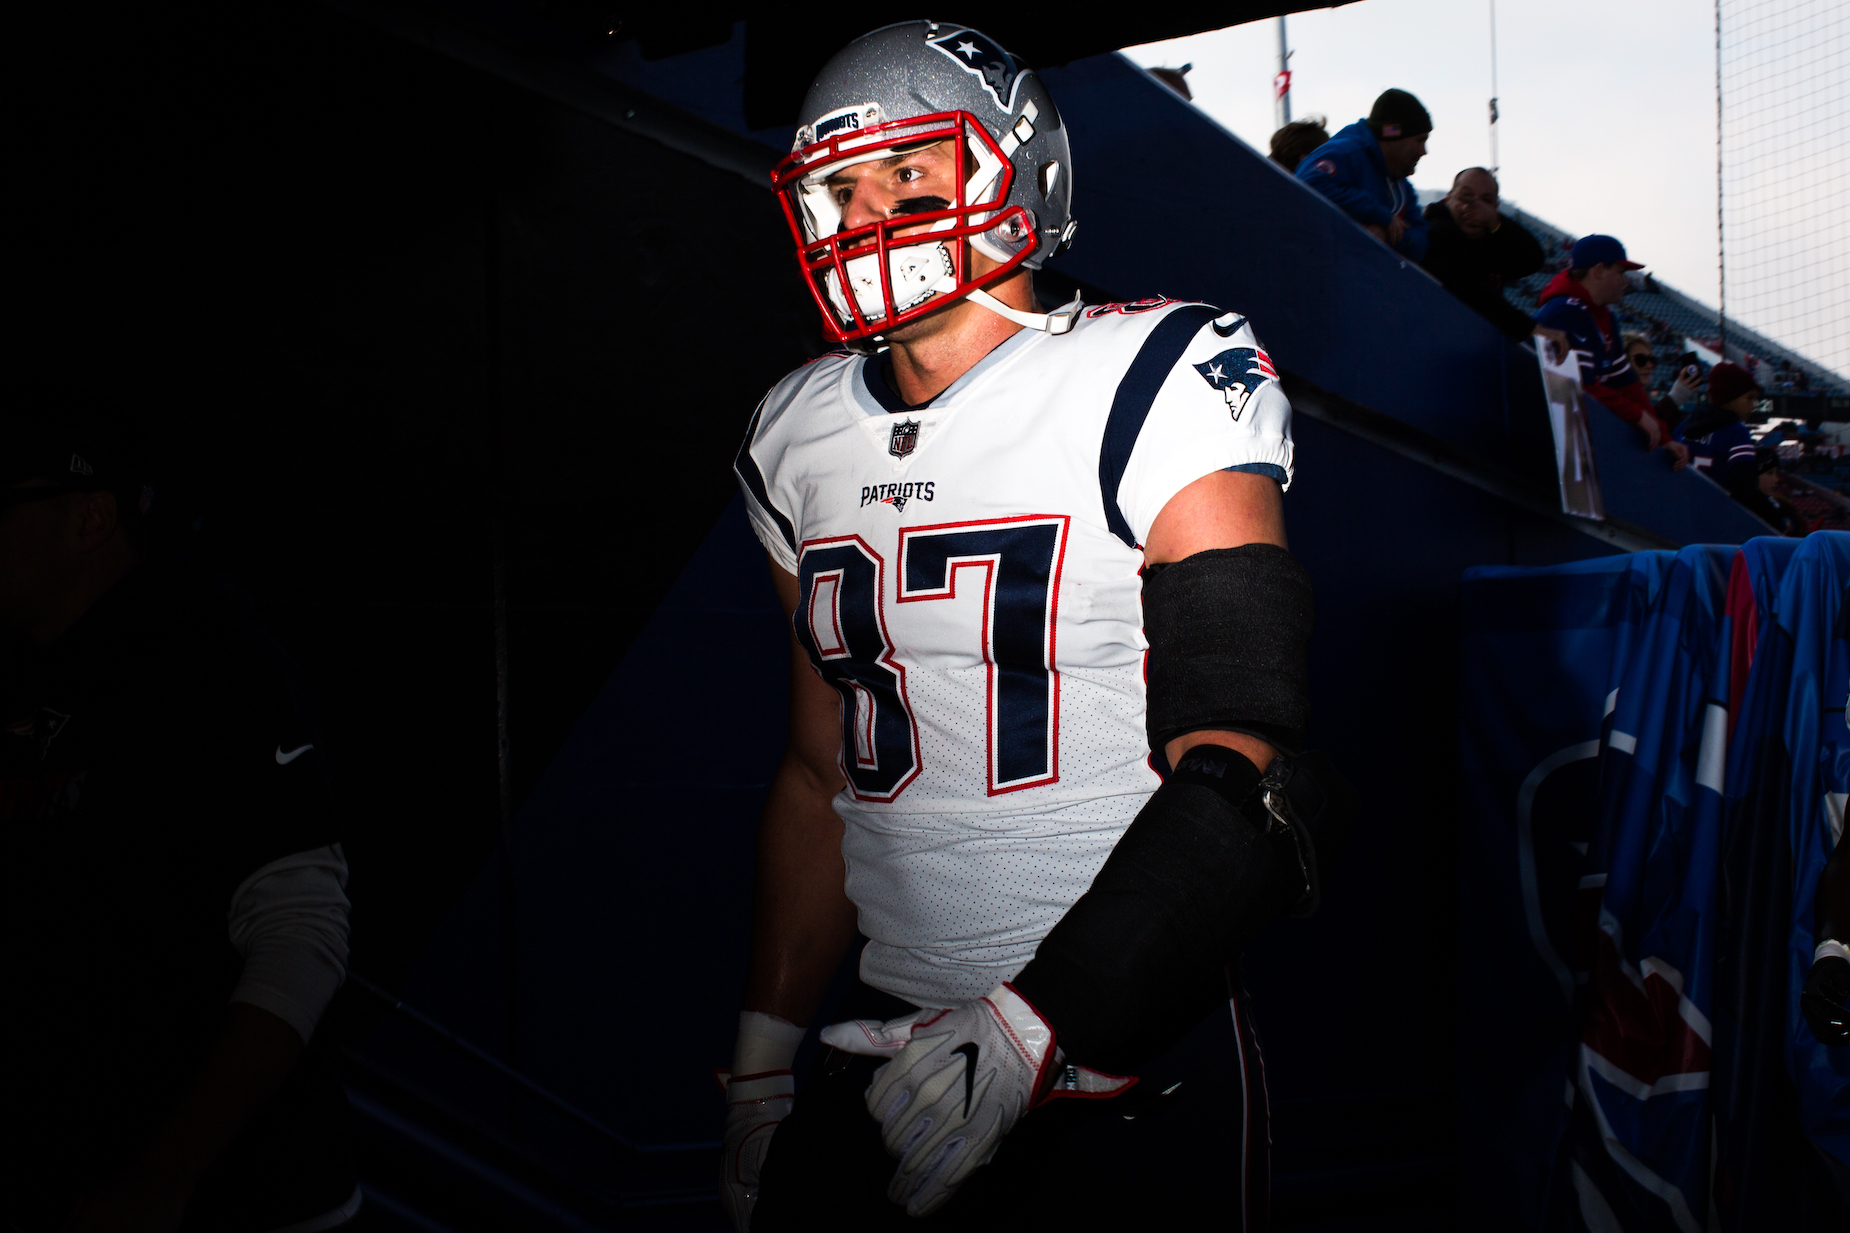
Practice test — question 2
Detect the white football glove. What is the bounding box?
[821,984,1133,1218]
[719,1010,805,1232]
[720,1068,793,1231]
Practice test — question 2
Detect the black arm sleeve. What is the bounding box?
[1143,545,1313,755]
[1011,748,1302,1069]
[1010,547,1344,1070]
[1012,746,1356,1070]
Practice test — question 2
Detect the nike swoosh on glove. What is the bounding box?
[820,984,1133,1217]
[720,1069,794,1231]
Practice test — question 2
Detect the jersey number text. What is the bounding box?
[795,516,1069,801]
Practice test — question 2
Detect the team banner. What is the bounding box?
[1780,539,1850,1172]
[1459,534,1850,1231]
[1710,532,1850,1229]
[1556,546,1732,1233]
[1458,551,1674,1230]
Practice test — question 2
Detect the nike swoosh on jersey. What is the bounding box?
[953,1042,980,1116]
[275,744,314,765]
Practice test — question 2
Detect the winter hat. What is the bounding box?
[1368,89,1432,140]
[1706,362,1760,408]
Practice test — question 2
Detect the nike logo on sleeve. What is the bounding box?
[275,744,314,765]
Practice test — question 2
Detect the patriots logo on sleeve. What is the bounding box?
[925,28,1022,112]
[1193,347,1278,421]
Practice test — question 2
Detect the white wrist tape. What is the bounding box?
[1816,938,1850,965]
[733,1010,805,1078]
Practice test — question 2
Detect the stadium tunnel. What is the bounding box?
[13,2,1777,1229]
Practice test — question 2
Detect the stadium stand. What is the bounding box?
[1493,201,1847,406]
[1416,190,1848,523]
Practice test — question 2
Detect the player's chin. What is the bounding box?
[880,286,999,340]
[879,293,969,343]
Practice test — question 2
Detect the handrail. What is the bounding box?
[345,971,636,1152]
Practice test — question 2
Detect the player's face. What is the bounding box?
[824,143,964,236]
[822,141,1010,342]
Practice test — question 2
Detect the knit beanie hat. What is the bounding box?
[1368,89,1432,140]
[1706,362,1760,408]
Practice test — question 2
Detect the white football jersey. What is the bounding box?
[736,298,1294,1007]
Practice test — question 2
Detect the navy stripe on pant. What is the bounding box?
[754,969,1270,1231]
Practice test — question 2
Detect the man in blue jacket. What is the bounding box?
[1297,88,1432,260]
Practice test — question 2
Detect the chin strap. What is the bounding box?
[967,287,1079,335]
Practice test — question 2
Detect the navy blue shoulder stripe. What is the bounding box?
[734,401,797,555]
[1098,303,1220,547]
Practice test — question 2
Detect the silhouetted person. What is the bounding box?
[2,407,358,1231]
[1676,362,1785,526]
[1419,167,1544,340]
[1269,117,1329,173]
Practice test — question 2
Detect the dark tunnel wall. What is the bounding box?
[15,0,819,995]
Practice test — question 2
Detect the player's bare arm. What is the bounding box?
[717,562,857,1232]
[742,563,858,1026]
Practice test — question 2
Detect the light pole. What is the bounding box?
[1275,16,1293,130]
[1488,0,1500,175]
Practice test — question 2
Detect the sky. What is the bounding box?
[1124,0,1848,377]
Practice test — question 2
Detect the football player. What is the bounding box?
[723,22,1349,1229]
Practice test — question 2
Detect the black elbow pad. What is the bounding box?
[1142,544,1314,754]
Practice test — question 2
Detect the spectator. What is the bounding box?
[1296,88,1431,260]
[1533,234,1687,466]
[1754,454,1807,536]
[1418,166,1544,339]
[2,407,359,1230]
[1623,331,1699,431]
[1677,361,1786,526]
[1269,116,1329,173]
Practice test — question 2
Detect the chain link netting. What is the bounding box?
[1719,0,1849,381]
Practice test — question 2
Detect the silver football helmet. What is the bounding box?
[771,21,1077,344]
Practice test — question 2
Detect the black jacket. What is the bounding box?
[1419,202,1546,341]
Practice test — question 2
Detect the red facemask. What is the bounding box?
[772,107,1040,344]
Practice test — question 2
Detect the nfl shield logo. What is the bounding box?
[889,419,920,459]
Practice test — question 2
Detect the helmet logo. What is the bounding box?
[925,27,1022,113]
[889,419,920,459]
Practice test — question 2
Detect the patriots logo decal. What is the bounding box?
[925,28,1022,113]
[1193,347,1278,421]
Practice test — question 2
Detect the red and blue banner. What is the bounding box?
[1460,533,1850,1231]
